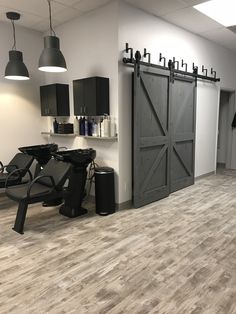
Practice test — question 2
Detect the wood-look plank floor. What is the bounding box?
[0,169,236,314]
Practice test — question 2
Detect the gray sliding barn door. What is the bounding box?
[133,67,170,208]
[170,76,196,192]
[132,65,196,208]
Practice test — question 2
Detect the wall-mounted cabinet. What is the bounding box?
[73,76,109,116]
[40,83,70,116]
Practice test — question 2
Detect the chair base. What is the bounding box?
[59,204,88,218]
[12,227,24,235]
[42,198,63,207]
[12,201,28,234]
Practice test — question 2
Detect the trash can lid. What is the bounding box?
[95,167,114,174]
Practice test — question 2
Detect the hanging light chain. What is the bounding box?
[11,19,17,50]
[48,0,56,36]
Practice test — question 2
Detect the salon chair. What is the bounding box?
[5,158,71,234]
[0,153,34,188]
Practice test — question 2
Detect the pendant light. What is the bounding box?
[38,0,67,72]
[4,12,30,80]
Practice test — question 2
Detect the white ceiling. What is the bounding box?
[0,0,236,53]
[0,0,112,31]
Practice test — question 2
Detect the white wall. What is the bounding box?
[118,1,236,202]
[42,1,120,201]
[217,92,230,164]
[0,22,46,165]
[195,82,220,176]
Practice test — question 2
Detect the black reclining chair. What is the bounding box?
[5,158,71,234]
[0,153,34,188]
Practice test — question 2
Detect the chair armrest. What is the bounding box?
[5,168,33,188]
[0,161,3,172]
[27,175,56,199]
[0,164,18,173]
[53,154,64,161]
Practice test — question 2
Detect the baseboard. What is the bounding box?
[116,200,132,211]
[85,195,132,211]
[195,171,215,181]
[217,162,226,168]
[85,195,95,203]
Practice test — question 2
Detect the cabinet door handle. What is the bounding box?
[84,106,86,114]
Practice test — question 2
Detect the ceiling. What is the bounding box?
[0,0,236,53]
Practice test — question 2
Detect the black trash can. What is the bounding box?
[95,167,115,215]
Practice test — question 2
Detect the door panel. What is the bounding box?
[133,67,170,208]
[170,77,196,192]
[133,66,196,207]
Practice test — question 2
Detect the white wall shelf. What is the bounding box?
[79,135,118,141]
[41,132,76,137]
[41,132,118,141]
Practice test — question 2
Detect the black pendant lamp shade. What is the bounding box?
[4,12,29,80]
[5,50,29,80]
[38,36,67,72]
[38,0,67,73]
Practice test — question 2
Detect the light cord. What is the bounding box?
[47,0,56,36]
[11,19,16,50]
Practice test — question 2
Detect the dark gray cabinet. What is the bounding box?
[73,77,109,116]
[40,83,70,116]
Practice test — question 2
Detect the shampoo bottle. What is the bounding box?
[103,115,110,137]
[79,116,83,135]
[84,117,88,136]
[100,117,104,137]
[93,120,98,137]
[53,118,58,133]
[80,117,85,135]
[110,117,116,137]
[74,116,79,134]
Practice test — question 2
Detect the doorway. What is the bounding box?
[217,90,235,169]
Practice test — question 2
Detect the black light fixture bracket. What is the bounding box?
[143,48,151,63]
[124,43,133,61]
[211,67,217,79]
[181,59,188,72]
[123,44,220,83]
[159,53,166,67]
[202,65,208,76]
[173,57,179,70]
[6,12,20,20]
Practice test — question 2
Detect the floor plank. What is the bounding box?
[0,169,235,314]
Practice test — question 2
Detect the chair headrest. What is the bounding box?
[37,159,71,188]
[6,153,34,176]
